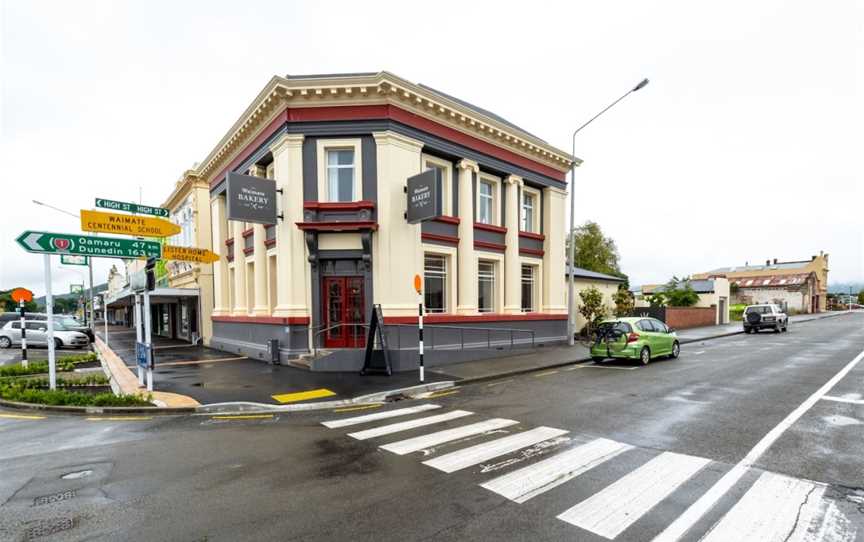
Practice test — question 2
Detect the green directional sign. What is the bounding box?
[60,254,89,266]
[95,198,169,218]
[16,231,161,259]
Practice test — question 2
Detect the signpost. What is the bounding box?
[95,198,169,218]
[16,231,161,259]
[414,274,425,383]
[80,209,180,238]
[226,172,278,225]
[70,284,84,294]
[60,254,89,266]
[162,245,220,264]
[406,169,440,224]
[11,288,33,369]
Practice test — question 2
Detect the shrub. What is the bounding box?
[578,286,607,338]
[0,352,98,377]
[0,382,151,407]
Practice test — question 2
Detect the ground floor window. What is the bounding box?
[424,254,447,313]
[478,261,496,313]
[521,264,537,312]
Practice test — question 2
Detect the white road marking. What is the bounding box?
[574,364,640,371]
[480,438,632,504]
[557,451,710,539]
[380,418,519,455]
[822,395,864,405]
[652,347,864,542]
[322,404,441,428]
[700,472,823,542]
[347,410,472,440]
[424,427,570,473]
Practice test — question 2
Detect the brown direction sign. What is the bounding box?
[162,245,220,264]
[80,209,180,238]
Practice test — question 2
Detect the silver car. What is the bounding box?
[0,320,91,349]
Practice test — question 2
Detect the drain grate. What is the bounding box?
[33,490,76,507]
[25,517,75,539]
[383,393,409,403]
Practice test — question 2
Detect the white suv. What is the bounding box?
[743,304,788,334]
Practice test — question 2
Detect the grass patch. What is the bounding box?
[5,373,109,388]
[0,352,98,377]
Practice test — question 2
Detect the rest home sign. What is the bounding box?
[226,172,278,225]
[406,169,440,224]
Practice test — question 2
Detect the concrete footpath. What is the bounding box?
[93,311,850,409]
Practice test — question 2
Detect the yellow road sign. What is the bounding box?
[162,245,220,264]
[80,209,180,238]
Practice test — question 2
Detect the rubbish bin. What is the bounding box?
[266,339,280,365]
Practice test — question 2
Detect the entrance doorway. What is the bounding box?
[322,276,366,348]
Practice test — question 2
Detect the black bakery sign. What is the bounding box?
[406,169,440,224]
[226,172,277,225]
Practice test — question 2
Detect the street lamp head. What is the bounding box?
[632,78,649,92]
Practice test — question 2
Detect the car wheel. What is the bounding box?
[639,346,651,366]
[591,356,605,362]
[670,341,680,359]
[0,336,11,349]
[744,327,751,334]
[783,320,789,332]
[774,325,781,333]
[54,338,63,350]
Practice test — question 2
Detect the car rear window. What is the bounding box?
[598,322,633,334]
[746,306,772,315]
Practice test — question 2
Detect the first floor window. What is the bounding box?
[326,149,355,202]
[521,265,536,312]
[478,180,494,224]
[424,255,447,313]
[521,191,536,232]
[478,261,496,313]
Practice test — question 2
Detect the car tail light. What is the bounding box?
[627,332,639,343]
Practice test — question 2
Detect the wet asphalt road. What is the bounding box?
[0,313,862,541]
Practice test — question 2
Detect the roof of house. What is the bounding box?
[651,279,717,294]
[729,273,813,288]
[702,260,813,275]
[565,266,625,283]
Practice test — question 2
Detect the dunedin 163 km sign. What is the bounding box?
[16,231,161,259]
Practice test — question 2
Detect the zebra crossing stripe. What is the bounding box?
[481,438,632,504]
[699,472,824,542]
[557,451,710,539]
[424,426,570,473]
[322,404,441,428]
[347,410,473,440]
[380,418,519,455]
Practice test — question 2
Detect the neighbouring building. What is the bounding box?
[189,71,576,370]
[636,278,731,325]
[565,266,626,331]
[104,172,215,344]
[692,253,829,313]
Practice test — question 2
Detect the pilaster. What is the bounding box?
[503,175,523,313]
[210,196,230,316]
[542,186,567,313]
[231,220,248,315]
[456,159,479,314]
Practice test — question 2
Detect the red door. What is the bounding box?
[323,277,366,348]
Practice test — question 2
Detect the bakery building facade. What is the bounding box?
[195,72,576,371]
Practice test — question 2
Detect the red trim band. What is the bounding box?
[243,247,254,256]
[422,233,459,245]
[225,238,235,246]
[384,313,567,324]
[264,239,276,248]
[433,216,460,225]
[213,315,310,325]
[520,248,545,257]
[303,200,376,211]
[475,240,505,252]
[474,222,507,234]
[519,231,545,241]
[242,228,254,238]
[295,221,378,232]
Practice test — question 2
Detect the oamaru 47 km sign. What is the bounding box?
[16,231,161,259]
[81,209,180,238]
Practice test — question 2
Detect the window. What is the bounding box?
[636,320,654,332]
[423,155,452,216]
[478,261,496,313]
[478,180,494,224]
[652,319,669,333]
[326,149,355,202]
[424,255,447,313]
[521,190,537,232]
[521,265,536,312]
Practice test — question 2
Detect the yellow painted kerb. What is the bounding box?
[272,388,336,404]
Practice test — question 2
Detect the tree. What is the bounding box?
[612,287,634,317]
[664,277,700,307]
[645,292,667,307]
[578,286,607,337]
[858,290,864,305]
[567,221,621,277]
[0,290,37,313]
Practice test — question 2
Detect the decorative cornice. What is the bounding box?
[270,132,305,156]
[193,72,578,187]
[504,174,524,187]
[372,130,424,153]
[457,158,480,173]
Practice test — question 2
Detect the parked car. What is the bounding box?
[590,317,680,365]
[743,304,788,333]
[54,315,94,342]
[0,320,90,349]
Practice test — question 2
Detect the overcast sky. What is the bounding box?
[1,0,862,297]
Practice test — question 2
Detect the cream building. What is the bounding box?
[565,266,627,331]
[187,71,576,370]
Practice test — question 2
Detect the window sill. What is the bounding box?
[474,222,507,234]
[303,200,375,211]
[518,231,545,241]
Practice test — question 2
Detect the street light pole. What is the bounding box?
[567,78,649,346]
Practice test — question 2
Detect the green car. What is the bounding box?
[589,317,680,365]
